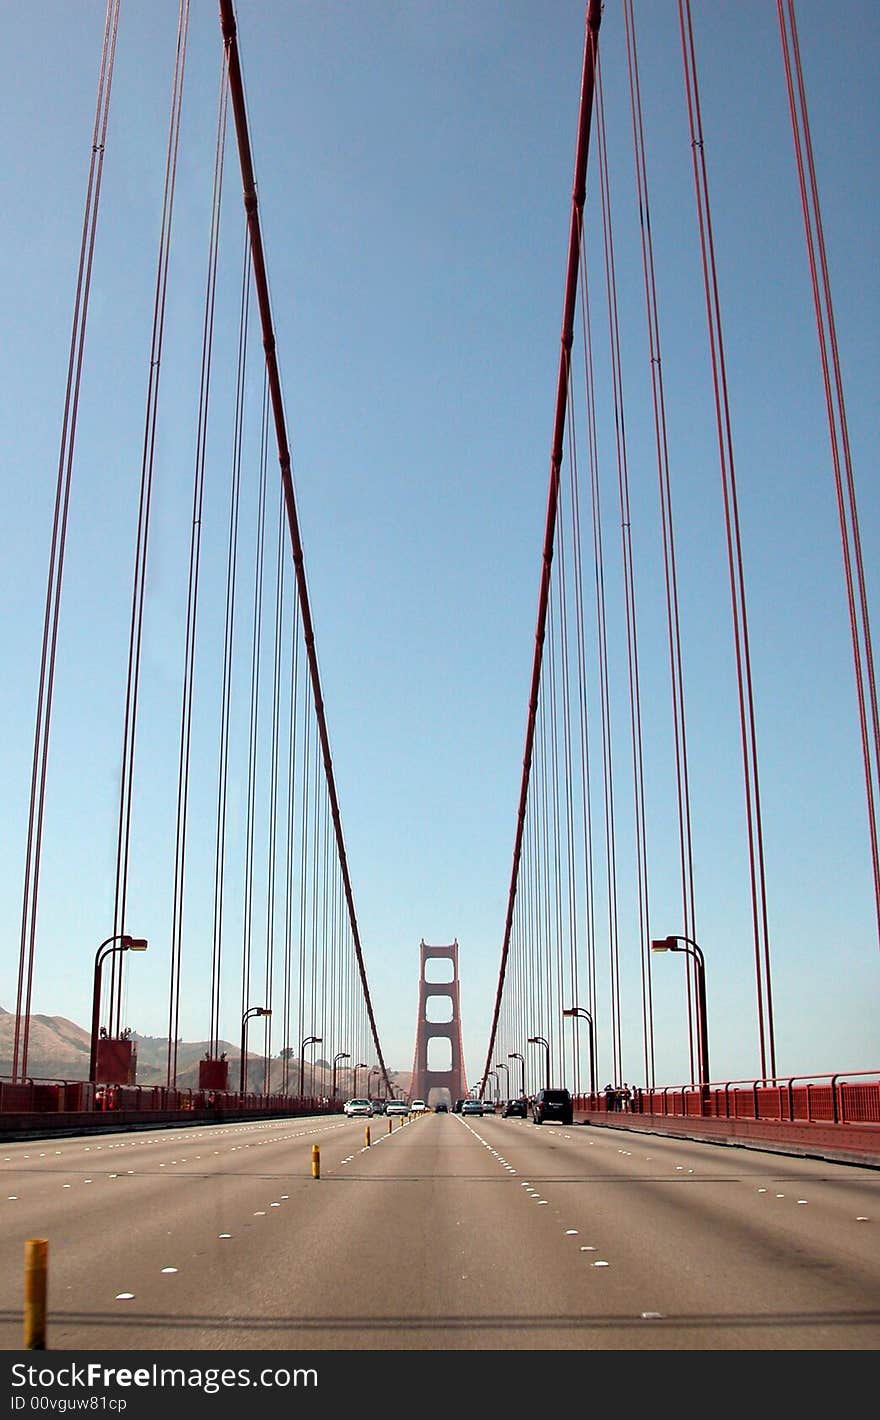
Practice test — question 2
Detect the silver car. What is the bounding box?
[343,1098,373,1117]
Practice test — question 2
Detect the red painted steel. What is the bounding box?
[218,0,390,1093]
[94,1037,137,1086]
[198,1056,230,1092]
[481,0,604,1094]
[409,940,468,1106]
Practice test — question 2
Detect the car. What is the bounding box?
[481,1100,496,1114]
[370,1100,386,1115]
[385,1100,408,1116]
[452,1098,466,1113]
[434,1102,448,1113]
[502,1097,528,1118]
[343,1098,373,1117]
[532,1088,573,1125]
[461,1099,483,1116]
[410,1099,428,1113]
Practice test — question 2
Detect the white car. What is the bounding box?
[410,1099,428,1113]
[385,1100,409,1116]
[343,1098,373,1117]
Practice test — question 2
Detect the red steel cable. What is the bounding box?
[263,486,286,1091]
[15,0,121,1082]
[679,0,776,1078]
[566,380,600,1078]
[111,0,191,1036]
[281,579,301,1093]
[554,496,582,1089]
[167,55,228,1087]
[624,0,698,1084]
[481,0,603,1094]
[777,0,880,948]
[240,378,270,1036]
[208,232,249,1057]
[595,57,655,1088]
[581,252,623,1088]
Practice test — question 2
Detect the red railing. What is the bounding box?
[0,1077,341,1120]
[574,1069,880,1135]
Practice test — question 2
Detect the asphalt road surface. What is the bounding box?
[0,1110,877,1350]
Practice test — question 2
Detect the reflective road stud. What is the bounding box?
[24,1238,47,1350]
[311,1144,320,1178]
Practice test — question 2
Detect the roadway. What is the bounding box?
[0,1110,877,1350]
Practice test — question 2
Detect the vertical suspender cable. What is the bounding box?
[219,0,390,1089]
[282,578,301,1093]
[566,388,599,1081]
[240,377,269,1038]
[111,0,191,1035]
[624,0,697,1084]
[167,56,228,1087]
[208,232,249,1057]
[263,486,285,1090]
[547,598,566,1081]
[679,0,775,1079]
[777,0,880,948]
[595,58,654,1087]
[481,0,602,1090]
[578,247,623,1086]
[14,0,121,1082]
[555,511,582,1089]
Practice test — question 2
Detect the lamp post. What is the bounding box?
[651,934,710,1086]
[495,1061,510,1102]
[528,1034,551,1090]
[332,1051,350,1100]
[298,1035,322,1101]
[486,1069,498,1104]
[89,934,148,1084]
[367,1066,379,1101]
[508,1051,526,1100]
[562,1006,596,1096]
[240,1007,271,1095]
[352,1062,368,1099]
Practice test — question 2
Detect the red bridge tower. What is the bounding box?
[409,938,468,1105]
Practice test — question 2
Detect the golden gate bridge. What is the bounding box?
[1,1,877,1154]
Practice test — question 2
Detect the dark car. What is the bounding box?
[532,1088,573,1125]
[452,1098,466,1114]
[434,1102,448,1113]
[501,1097,528,1118]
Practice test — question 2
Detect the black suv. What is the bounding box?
[532,1088,573,1125]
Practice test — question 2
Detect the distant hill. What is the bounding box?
[0,1004,92,1080]
[0,1006,409,1096]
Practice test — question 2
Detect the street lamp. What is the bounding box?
[562,1005,596,1096]
[528,1035,551,1090]
[352,1062,369,1098]
[495,1061,509,1102]
[298,1035,322,1101]
[651,934,710,1086]
[332,1051,350,1099]
[240,1007,271,1095]
[89,934,148,1083]
[508,1051,526,1100]
[367,1066,379,1100]
[486,1069,498,1104]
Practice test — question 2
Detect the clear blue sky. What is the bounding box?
[1,2,877,1088]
